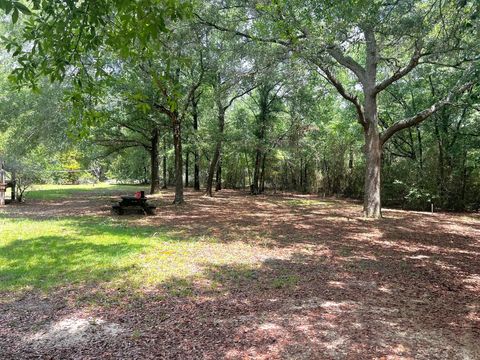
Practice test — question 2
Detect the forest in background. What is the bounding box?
[0,0,479,215]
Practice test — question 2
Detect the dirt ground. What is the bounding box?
[1,189,479,359]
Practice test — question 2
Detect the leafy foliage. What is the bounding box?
[0,0,478,211]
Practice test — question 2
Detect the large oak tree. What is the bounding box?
[201,0,479,217]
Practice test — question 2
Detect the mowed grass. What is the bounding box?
[27,183,149,201]
[0,185,262,296]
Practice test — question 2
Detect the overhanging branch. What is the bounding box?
[381,81,474,145]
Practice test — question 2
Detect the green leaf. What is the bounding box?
[14,2,31,15]
[11,7,19,23]
[4,0,13,14]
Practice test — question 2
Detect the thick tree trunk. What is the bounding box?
[205,108,225,197]
[150,128,161,194]
[363,125,382,218]
[362,84,383,218]
[172,115,184,204]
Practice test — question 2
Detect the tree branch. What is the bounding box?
[224,84,258,111]
[327,46,366,84]
[375,43,423,93]
[319,67,367,128]
[196,14,305,47]
[117,121,150,138]
[93,144,145,160]
[381,81,474,145]
[153,101,174,118]
[94,138,149,148]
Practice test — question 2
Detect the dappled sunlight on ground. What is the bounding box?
[1,187,479,358]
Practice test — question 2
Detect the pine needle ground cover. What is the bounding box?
[1,185,479,359]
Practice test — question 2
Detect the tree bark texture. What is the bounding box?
[172,115,184,204]
[149,128,161,195]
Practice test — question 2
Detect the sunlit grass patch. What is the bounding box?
[285,199,334,207]
[0,214,267,298]
[28,183,149,201]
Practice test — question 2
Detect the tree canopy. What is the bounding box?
[0,0,479,215]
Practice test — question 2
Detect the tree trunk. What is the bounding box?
[205,108,225,197]
[150,128,161,195]
[416,126,423,169]
[363,125,382,218]
[251,150,262,194]
[461,148,468,205]
[251,86,270,195]
[259,154,266,193]
[194,152,200,191]
[172,115,184,204]
[185,151,189,187]
[206,144,220,196]
[303,160,308,193]
[162,137,168,189]
[11,170,16,202]
[244,151,252,189]
[299,157,304,192]
[215,159,222,191]
[192,98,201,191]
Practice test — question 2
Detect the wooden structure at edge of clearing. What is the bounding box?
[0,166,16,206]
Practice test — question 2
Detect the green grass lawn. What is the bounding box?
[0,184,263,297]
[27,183,149,201]
[0,216,262,296]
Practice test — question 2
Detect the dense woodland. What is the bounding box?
[0,0,479,217]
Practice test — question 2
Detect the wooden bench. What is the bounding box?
[112,192,156,215]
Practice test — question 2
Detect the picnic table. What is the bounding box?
[112,191,156,215]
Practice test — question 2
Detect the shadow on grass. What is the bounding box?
[0,216,197,294]
[0,235,144,292]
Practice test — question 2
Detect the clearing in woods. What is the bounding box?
[0,184,479,359]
